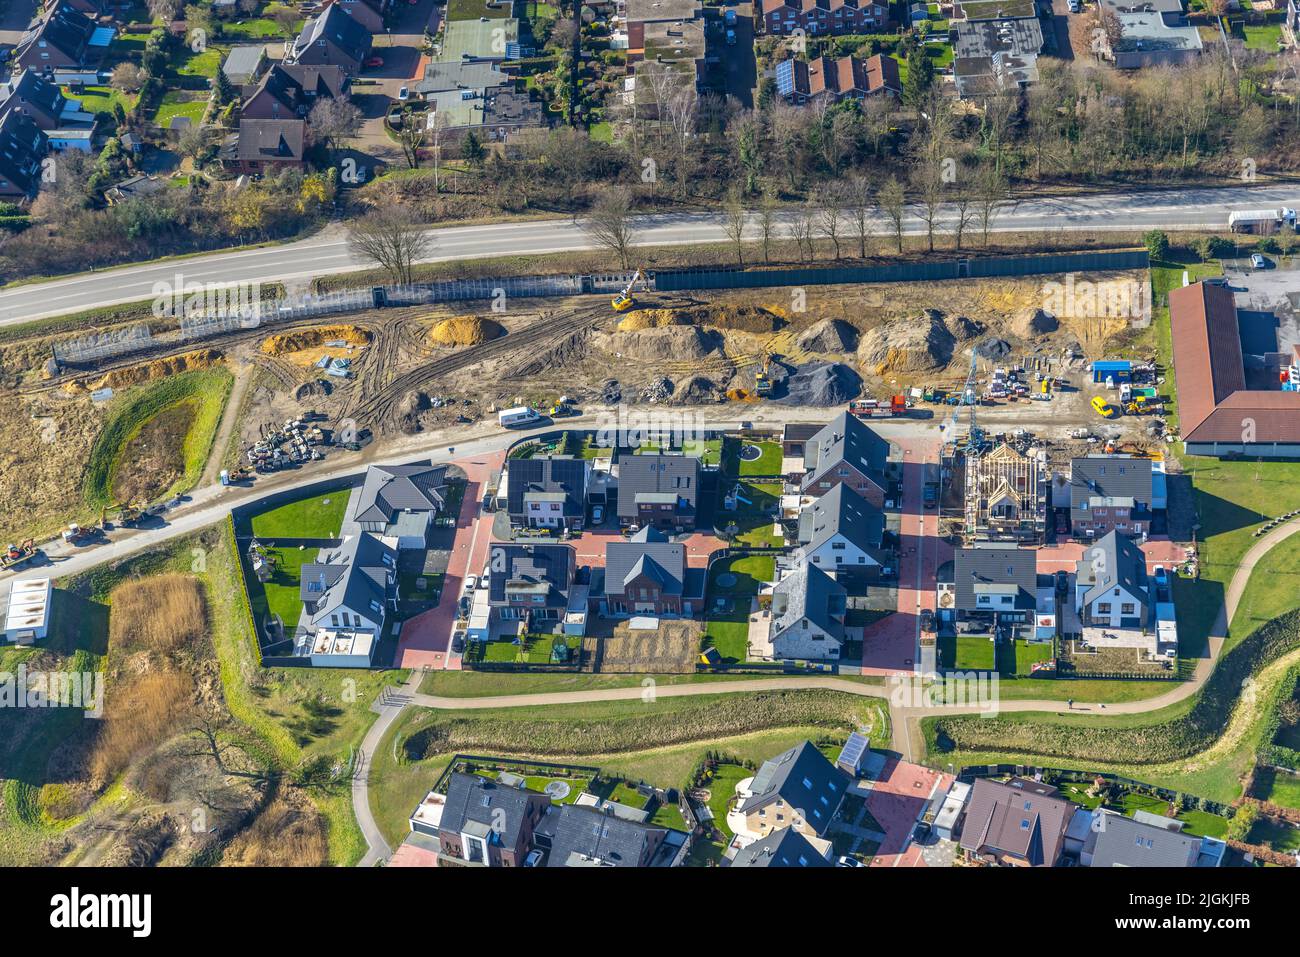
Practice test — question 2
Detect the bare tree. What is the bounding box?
[722,189,747,265]
[271,4,300,37]
[790,201,818,262]
[911,166,945,253]
[582,187,638,269]
[816,186,843,259]
[757,186,778,263]
[878,175,906,254]
[148,0,181,22]
[951,182,977,252]
[309,97,362,154]
[111,62,145,93]
[349,206,434,285]
[844,174,873,259]
[975,165,1012,247]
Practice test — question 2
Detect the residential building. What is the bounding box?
[241,63,350,120]
[760,0,892,37]
[1069,455,1154,540]
[486,542,576,625]
[948,544,1042,639]
[325,0,389,34]
[964,443,1048,543]
[45,0,110,16]
[219,118,307,175]
[768,561,848,661]
[353,462,448,548]
[432,773,550,866]
[0,111,48,200]
[600,526,703,617]
[959,777,1074,867]
[1073,529,1148,627]
[414,59,510,98]
[774,54,900,104]
[951,15,1043,99]
[297,533,397,666]
[534,803,678,867]
[798,411,892,507]
[0,70,70,130]
[729,740,850,843]
[795,482,888,578]
[1169,281,1300,457]
[1096,0,1202,69]
[730,825,833,867]
[103,173,166,205]
[13,6,107,73]
[615,453,700,531]
[221,44,270,87]
[434,18,520,62]
[505,456,590,530]
[781,422,821,460]
[623,0,703,51]
[1081,809,1225,867]
[290,4,373,74]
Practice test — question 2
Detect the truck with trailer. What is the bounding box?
[1228,207,1297,234]
[848,395,907,418]
[498,406,540,428]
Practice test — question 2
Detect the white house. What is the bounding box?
[769,561,847,660]
[1073,530,1149,630]
[794,483,888,578]
[298,533,398,667]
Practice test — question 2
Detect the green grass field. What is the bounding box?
[737,440,783,477]
[1257,768,1300,810]
[938,636,1052,676]
[63,85,137,115]
[249,489,351,539]
[726,481,783,548]
[153,90,209,127]
[448,0,513,19]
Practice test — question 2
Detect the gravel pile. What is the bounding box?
[776,361,862,406]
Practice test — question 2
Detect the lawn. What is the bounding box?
[249,545,315,630]
[419,670,765,697]
[938,637,1052,676]
[220,16,294,39]
[173,47,224,78]
[1247,818,1300,852]
[472,634,578,664]
[724,480,783,548]
[707,553,775,597]
[63,85,137,115]
[703,618,750,664]
[737,440,783,477]
[1242,23,1283,50]
[702,553,774,663]
[1257,767,1300,811]
[153,90,209,127]
[1053,781,1228,838]
[249,489,351,539]
[448,0,511,19]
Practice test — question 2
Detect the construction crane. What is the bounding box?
[959,347,985,454]
[611,269,648,312]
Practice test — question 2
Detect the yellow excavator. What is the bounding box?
[611,269,648,312]
[754,353,773,397]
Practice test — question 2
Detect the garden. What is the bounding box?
[720,480,783,548]
[702,553,774,664]
[938,635,1054,677]
[248,489,350,540]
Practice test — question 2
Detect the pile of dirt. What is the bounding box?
[686,304,784,333]
[617,308,692,331]
[429,316,505,347]
[640,376,674,402]
[675,375,720,403]
[777,361,862,406]
[1010,307,1059,338]
[596,325,720,362]
[262,324,371,356]
[72,349,224,392]
[976,337,1014,360]
[857,310,958,375]
[797,318,858,354]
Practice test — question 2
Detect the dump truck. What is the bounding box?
[1,539,38,572]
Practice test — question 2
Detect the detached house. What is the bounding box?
[0,111,48,200]
[353,462,448,548]
[241,63,350,120]
[220,118,307,175]
[0,70,69,131]
[795,482,888,579]
[1073,530,1150,629]
[799,412,892,507]
[959,778,1074,867]
[325,0,389,34]
[730,826,833,867]
[768,561,848,661]
[1069,455,1154,540]
[730,741,849,845]
[432,773,550,867]
[486,543,575,626]
[948,545,1042,639]
[13,7,105,73]
[615,453,700,531]
[297,533,397,666]
[600,526,703,618]
[506,456,590,531]
[1081,810,1225,868]
[290,4,373,75]
[964,443,1048,543]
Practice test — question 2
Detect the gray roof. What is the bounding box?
[1069,455,1153,518]
[507,456,588,519]
[1075,529,1149,610]
[415,59,509,95]
[222,45,267,82]
[953,545,1039,611]
[771,562,847,645]
[539,804,670,867]
[797,482,885,553]
[959,778,1074,866]
[625,0,702,22]
[487,543,574,609]
[737,740,850,837]
[615,453,700,521]
[603,527,688,599]
[354,463,448,525]
[1088,811,1201,868]
[293,4,372,63]
[439,773,540,851]
[731,826,831,868]
[299,532,396,627]
[801,413,890,493]
[0,69,66,125]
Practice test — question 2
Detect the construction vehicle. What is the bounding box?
[611,269,648,312]
[1,539,38,571]
[755,354,773,397]
[1091,395,1120,419]
[62,523,99,546]
[110,501,148,527]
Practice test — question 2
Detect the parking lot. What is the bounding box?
[1219,258,1300,388]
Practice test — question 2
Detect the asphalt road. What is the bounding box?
[3,184,1297,325]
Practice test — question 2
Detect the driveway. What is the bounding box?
[864,756,951,867]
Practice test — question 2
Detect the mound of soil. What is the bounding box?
[596,325,721,362]
[797,318,858,354]
[1010,308,1059,338]
[675,375,720,403]
[976,337,1013,360]
[262,324,370,356]
[85,349,224,392]
[618,308,692,331]
[688,304,785,333]
[777,362,862,406]
[857,310,957,375]
[429,316,505,346]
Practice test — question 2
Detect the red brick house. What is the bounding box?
[433,773,550,867]
[219,118,307,175]
[760,0,891,36]
[776,54,900,104]
[13,7,99,73]
[241,63,349,120]
[600,527,703,617]
[798,412,893,508]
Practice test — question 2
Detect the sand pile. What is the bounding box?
[797,318,858,354]
[262,325,370,356]
[596,325,720,362]
[71,349,224,392]
[857,310,959,375]
[617,309,691,331]
[429,316,505,346]
[1010,308,1059,338]
[777,362,862,406]
[688,304,784,333]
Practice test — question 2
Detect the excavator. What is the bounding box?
[1,539,37,572]
[611,269,648,312]
[754,353,773,397]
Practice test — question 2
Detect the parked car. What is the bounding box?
[462,575,477,595]
[523,849,543,866]
[836,856,866,867]
[919,608,935,633]
[592,505,604,524]
[1067,0,1081,11]
[1056,512,1069,534]
[451,630,466,653]
[1251,253,1269,269]
[397,85,409,101]
[457,595,471,617]
[364,56,384,68]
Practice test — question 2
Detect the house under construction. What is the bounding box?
[963,443,1048,543]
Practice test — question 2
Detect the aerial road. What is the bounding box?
[0,183,1294,326]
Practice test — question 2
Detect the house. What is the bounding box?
[241,63,350,120]
[730,825,832,867]
[1073,530,1149,629]
[795,482,888,581]
[958,777,1074,866]
[325,0,389,34]
[353,462,448,548]
[774,54,900,104]
[623,0,702,52]
[1096,0,1202,69]
[964,443,1048,543]
[760,0,892,37]
[781,422,821,460]
[615,453,700,531]
[221,45,270,87]
[487,542,575,626]
[1069,455,1154,540]
[505,456,590,531]
[1169,281,1300,457]
[534,803,678,867]
[45,0,110,16]
[768,561,848,661]
[730,740,850,842]
[415,59,510,98]
[297,533,397,666]
[1081,809,1225,867]
[601,526,703,617]
[0,111,48,200]
[432,773,550,866]
[219,118,307,175]
[951,15,1043,99]
[0,70,69,131]
[290,4,373,74]
[799,411,892,507]
[948,544,1041,638]
[13,7,105,73]
[103,174,166,206]
[2,578,52,644]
